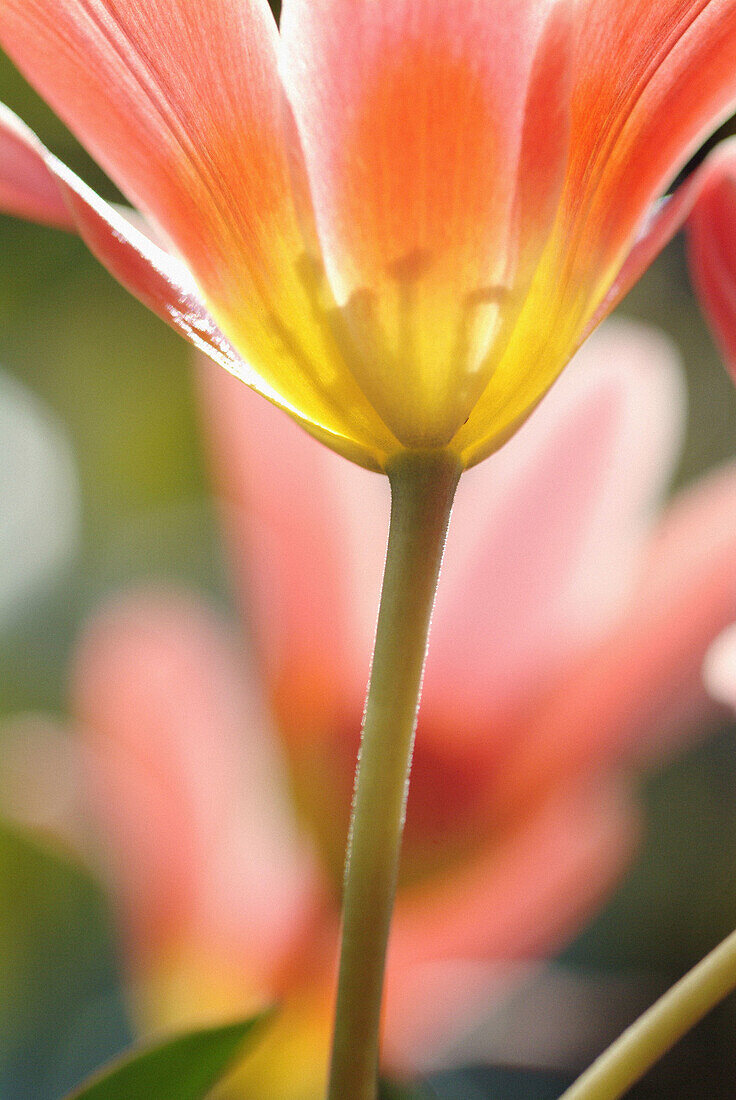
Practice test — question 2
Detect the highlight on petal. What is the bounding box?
[0,1,397,468]
[0,102,72,227]
[280,0,575,448]
[0,105,251,372]
[72,590,322,993]
[703,623,736,710]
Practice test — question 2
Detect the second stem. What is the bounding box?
[327,449,461,1100]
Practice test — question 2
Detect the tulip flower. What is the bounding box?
[0,1,735,472]
[4,4,736,1092]
[5,321,736,1097]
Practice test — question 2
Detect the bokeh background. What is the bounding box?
[3,13,736,1100]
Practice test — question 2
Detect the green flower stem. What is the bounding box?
[560,926,736,1100]
[327,449,462,1100]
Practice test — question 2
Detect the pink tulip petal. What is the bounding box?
[0,3,396,465]
[280,0,574,447]
[197,356,389,743]
[384,782,639,1071]
[420,320,685,745]
[494,459,736,817]
[72,589,322,988]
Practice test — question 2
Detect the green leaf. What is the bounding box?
[63,1014,272,1100]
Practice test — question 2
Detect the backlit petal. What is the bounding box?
[281,0,574,448]
[454,0,736,466]
[591,137,736,336]
[0,0,396,466]
[564,0,736,288]
[0,104,264,378]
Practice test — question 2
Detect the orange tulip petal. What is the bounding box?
[0,0,396,465]
[453,0,736,466]
[281,0,575,447]
[562,0,736,294]
[0,104,265,375]
[0,101,396,467]
[591,138,736,339]
[0,0,285,291]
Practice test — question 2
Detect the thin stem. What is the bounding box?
[327,449,461,1100]
[560,926,736,1100]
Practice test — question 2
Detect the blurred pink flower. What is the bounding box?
[5,321,736,1096]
